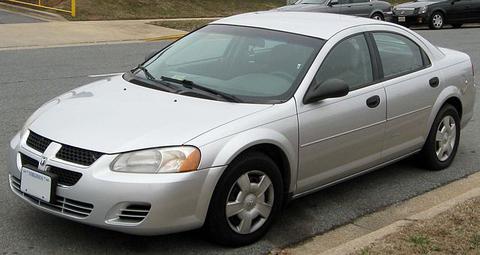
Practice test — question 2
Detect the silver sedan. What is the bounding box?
[7,12,476,246]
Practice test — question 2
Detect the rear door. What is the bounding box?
[370,32,437,161]
[331,0,352,14]
[348,0,374,17]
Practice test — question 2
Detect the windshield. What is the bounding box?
[131,25,324,103]
[296,0,328,4]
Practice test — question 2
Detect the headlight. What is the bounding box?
[420,6,427,13]
[111,146,201,174]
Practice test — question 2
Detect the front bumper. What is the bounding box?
[7,131,225,235]
[392,13,429,26]
[384,11,394,22]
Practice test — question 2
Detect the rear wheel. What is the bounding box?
[420,104,460,170]
[371,12,384,21]
[204,151,283,246]
[429,12,444,29]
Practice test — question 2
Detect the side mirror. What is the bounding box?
[303,78,349,104]
[145,50,161,62]
[328,0,339,6]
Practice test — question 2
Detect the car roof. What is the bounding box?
[212,11,383,40]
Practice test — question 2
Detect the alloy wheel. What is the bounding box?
[225,170,274,234]
[432,14,443,29]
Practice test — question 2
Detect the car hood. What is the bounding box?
[276,4,329,12]
[29,75,271,154]
[395,1,434,8]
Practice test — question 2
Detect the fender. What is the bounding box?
[202,127,298,194]
[369,9,384,18]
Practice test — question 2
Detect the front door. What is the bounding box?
[296,33,386,193]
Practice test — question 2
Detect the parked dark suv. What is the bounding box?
[277,0,393,21]
[393,0,480,29]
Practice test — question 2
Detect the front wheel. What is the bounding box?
[429,12,444,29]
[204,152,283,246]
[420,104,460,170]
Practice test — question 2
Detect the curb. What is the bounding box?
[321,187,480,254]
[144,33,186,42]
[283,171,480,255]
[0,2,66,21]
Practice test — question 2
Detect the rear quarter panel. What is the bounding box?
[427,47,475,134]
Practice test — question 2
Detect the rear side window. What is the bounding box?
[313,34,373,91]
[372,32,429,78]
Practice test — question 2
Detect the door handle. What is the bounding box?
[366,95,381,108]
[429,77,440,88]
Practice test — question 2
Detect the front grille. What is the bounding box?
[20,154,82,186]
[117,204,151,223]
[26,132,51,153]
[56,144,103,166]
[21,153,39,168]
[394,8,415,16]
[26,131,103,167]
[10,176,93,218]
[49,166,82,186]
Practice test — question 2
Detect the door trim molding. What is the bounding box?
[300,119,386,148]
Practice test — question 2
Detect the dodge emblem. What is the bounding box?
[39,156,47,167]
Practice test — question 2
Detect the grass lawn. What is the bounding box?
[12,0,285,20]
[356,197,480,255]
[7,0,412,21]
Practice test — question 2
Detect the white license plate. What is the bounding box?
[398,16,406,22]
[21,167,55,203]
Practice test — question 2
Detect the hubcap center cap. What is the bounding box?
[244,194,257,210]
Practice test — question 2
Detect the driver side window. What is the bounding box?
[313,34,373,91]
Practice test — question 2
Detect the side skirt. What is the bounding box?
[290,149,421,200]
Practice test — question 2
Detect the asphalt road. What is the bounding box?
[0,9,43,24]
[1,27,479,254]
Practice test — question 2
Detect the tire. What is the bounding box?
[452,23,463,28]
[429,11,444,29]
[371,12,384,21]
[420,104,461,170]
[204,151,284,246]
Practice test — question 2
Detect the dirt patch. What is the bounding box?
[355,197,480,255]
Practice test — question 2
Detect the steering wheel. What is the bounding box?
[270,71,295,82]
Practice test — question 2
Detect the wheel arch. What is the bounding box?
[370,10,384,19]
[430,8,446,18]
[205,128,298,195]
[426,86,463,137]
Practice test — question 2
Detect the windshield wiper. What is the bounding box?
[160,76,242,103]
[135,65,156,81]
[130,66,179,91]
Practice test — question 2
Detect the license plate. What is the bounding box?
[398,16,406,22]
[21,167,56,203]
